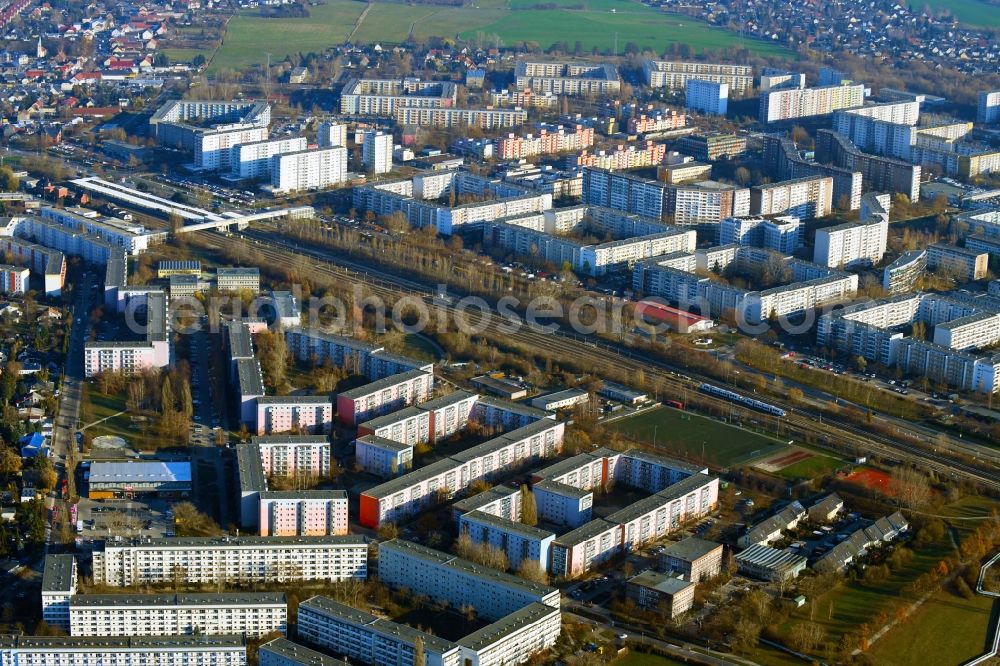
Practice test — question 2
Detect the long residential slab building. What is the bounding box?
[91,535,367,587]
[68,592,287,638]
[0,635,247,666]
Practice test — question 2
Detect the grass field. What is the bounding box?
[209,0,792,72]
[85,389,156,451]
[910,0,1000,28]
[209,2,367,72]
[867,585,996,665]
[161,48,208,64]
[609,406,788,467]
[785,539,957,651]
[774,452,843,480]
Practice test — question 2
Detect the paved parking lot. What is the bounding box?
[76,496,173,542]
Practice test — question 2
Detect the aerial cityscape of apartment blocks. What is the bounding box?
[642,60,753,93]
[359,419,565,528]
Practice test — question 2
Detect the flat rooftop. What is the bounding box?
[260,637,349,666]
[660,537,723,563]
[69,592,286,607]
[88,461,191,485]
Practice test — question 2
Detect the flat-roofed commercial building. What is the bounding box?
[0,635,247,666]
[68,592,286,638]
[643,60,752,93]
[87,461,192,499]
[734,543,807,582]
[258,491,349,537]
[91,536,367,587]
[217,267,261,293]
[378,539,560,621]
[660,537,724,582]
[259,637,348,666]
[297,596,461,666]
[514,61,621,96]
[459,511,556,572]
[625,571,695,617]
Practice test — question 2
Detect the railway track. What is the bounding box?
[199,229,1000,489]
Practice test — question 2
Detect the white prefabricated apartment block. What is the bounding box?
[91,535,367,587]
[68,592,287,638]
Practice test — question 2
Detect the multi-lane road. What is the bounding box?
[218,225,1000,490]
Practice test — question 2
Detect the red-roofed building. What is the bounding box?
[636,300,714,334]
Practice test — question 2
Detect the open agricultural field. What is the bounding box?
[209,0,792,72]
[910,0,1000,28]
[609,406,789,467]
[208,1,367,72]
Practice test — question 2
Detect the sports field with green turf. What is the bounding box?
[608,406,789,467]
[208,0,792,73]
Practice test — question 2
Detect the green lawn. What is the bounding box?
[786,539,957,652]
[909,0,1000,28]
[936,495,1000,538]
[867,585,996,665]
[161,48,209,64]
[208,2,367,72]
[774,452,844,480]
[85,389,156,451]
[609,406,789,467]
[211,0,792,71]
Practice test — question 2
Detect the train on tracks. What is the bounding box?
[699,383,787,417]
